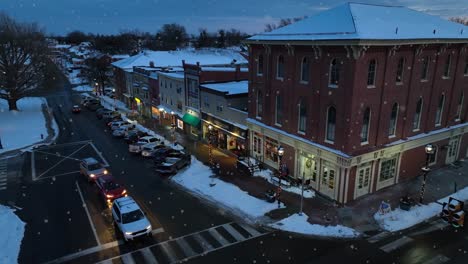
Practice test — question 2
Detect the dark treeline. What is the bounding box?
[53,23,250,54]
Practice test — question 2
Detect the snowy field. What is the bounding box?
[0,205,26,264]
[270,213,359,238]
[374,186,468,231]
[0,98,49,154]
[172,158,283,222]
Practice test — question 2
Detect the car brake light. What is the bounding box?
[90,174,95,177]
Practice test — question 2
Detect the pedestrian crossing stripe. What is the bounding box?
[96,222,269,264]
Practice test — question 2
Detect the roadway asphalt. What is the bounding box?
[2,70,468,264]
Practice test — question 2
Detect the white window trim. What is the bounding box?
[274,94,282,126]
[276,55,284,80]
[367,85,376,89]
[328,59,339,88]
[456,93,464,121]
[354,163,373,199]
[376,154,400,190]
[361,109,371,144]
[298,101,306,134]
[435,95,445,126]
[413,99,423,131]
[367,60,377,87]
[300,57,309,84]
[256,55,263,77]
[389,104,399,137]
[325,107,335,144]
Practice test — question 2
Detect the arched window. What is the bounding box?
[300,57,309,83]
[396,58,405,83]
[456,91,464,121]
[298,98,307,133]
[329,59,340,87]
[367,59,377,87]
[421,56,429,80]
[389,103,399,136]
[435,94,445,126]
[443,55,451,78]
[360,108,371,143]
[413,98,423,130]
[326,106,336,142]
[275,94,282,125]
[256,90,263,118]
[276,55,284,79]
[257,54,264,76]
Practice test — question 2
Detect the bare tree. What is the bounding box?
[449,17,468,26]
[0,13,49,110]
[264,16,308,32]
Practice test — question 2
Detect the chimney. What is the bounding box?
[149,61,155,67]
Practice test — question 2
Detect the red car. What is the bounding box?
[72,105,81,113]
[95,175,127,203]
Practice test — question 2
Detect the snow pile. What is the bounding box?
[100,95,130,113]
[0,205,26,264]
[172,157,283,221]
[72,85,94,92]
[0,98,49,154]
[68,69,85,85]
[270,213,359,238]
[374,186,468,232]
[253,169,315,198]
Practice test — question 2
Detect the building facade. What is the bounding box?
[245,3,468,203]
[157,71,186,129]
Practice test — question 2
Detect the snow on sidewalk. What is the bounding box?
[0,97,50,154]
[253,169,315,198]
[269,213,359,238]
[172,157,283,221]
[374,186,468,232]
[0,205,26,264]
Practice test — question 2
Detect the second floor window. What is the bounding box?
[435,94,445,126]
[367,59,377,87]
[396,58,404,83]
[389,103,399,136]
[421,56,429,80]
[329,59,340,87]
[464,56,468,76]
[326,106,336,142]
[300,57,309,83]
[456,91,464,120]
[298,98,307,133]
[256,90,263,118]
[413,98,423,131]
[443,55,451,78]
[360,108,371,143]
[275,94,282,125]
[257,54,264,76]
[276,55,284,79]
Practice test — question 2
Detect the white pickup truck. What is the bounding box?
[128,136,159,154]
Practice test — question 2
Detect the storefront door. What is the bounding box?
[446,136,460,164]
[355,164,371,198]
[319,163,337,199]
[299,156,318,190]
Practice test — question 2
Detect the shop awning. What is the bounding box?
[182,113,200,127]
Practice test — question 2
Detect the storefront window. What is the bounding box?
[264,136,279,163]
[379,157,397,182]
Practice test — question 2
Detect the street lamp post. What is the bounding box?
[277,146,284,209]
[419,144,436,204]
[208,125,213,167]
[171,111,176,145]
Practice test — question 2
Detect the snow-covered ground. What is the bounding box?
[172,157,283,222]
[270,213,359,238]
[0,205,26,264]
[72,85,94,92]
[253,169,315,198]
[374,186,468,231]
[68,69,85,85]
[100,95,130,113]
[0,98,49,154]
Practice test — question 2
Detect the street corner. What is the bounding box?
[30,140,109,182]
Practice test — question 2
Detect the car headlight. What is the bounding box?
[90,173,95,177]
[106,194,113,198]
[103,170,108,174]
[146,225,152,230]
[125,232,132,235]
[122,190,127,195]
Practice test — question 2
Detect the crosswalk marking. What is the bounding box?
[121,253,136,264]
[141,247,158,264]
[424,254,450,264]
[239,223,261,236]
[208,228,230,246]
[176,237,197,257]
[0,160,6,191]
[223,224,246,242]
[379,236,413,253]
[160,242,177,263]
[367,231,390,243]
[193,233,214,251]
[409,219,449,237]
[97,259,113,264]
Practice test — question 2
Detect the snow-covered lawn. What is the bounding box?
[374,186,468,232]
[172,158,283,221]
[72,85,94,92]
[270,213,359,238]
[0,98,49,154]
[253,169,315,198]
[0,205,26,264]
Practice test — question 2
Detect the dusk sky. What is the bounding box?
[1,0,467,35]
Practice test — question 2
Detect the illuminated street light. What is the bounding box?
[419,144,436,203]
[277,146,284,209]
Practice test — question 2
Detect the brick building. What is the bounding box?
[244,3,468,203]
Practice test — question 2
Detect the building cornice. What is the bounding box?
[243,39,468,47]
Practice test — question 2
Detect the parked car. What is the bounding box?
[128,136,159,154]
[72,105,81,113]
[96,175,127,203]
[97,109,119,119]
[79,157,109,182]
[111,196,152,241]
[87,102,103,111]
[152,148,180,164]
[141,142,167,157]
[80,96,95,105]
[124,130,148,144]
[104,116,123,125]
[154,155,191,175]
[110,121,131,131]
[83,98,99,107]
[112,124,136,137]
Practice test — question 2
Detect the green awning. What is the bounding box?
[182,113,200,127]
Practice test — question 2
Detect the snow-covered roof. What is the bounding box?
[201,81,248,95]
[111,54,130,59]
[248,3,468,43]
[54,44,71,49]
[201,66,248,72]
[158,71,185,79]
[112,48,248,69]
